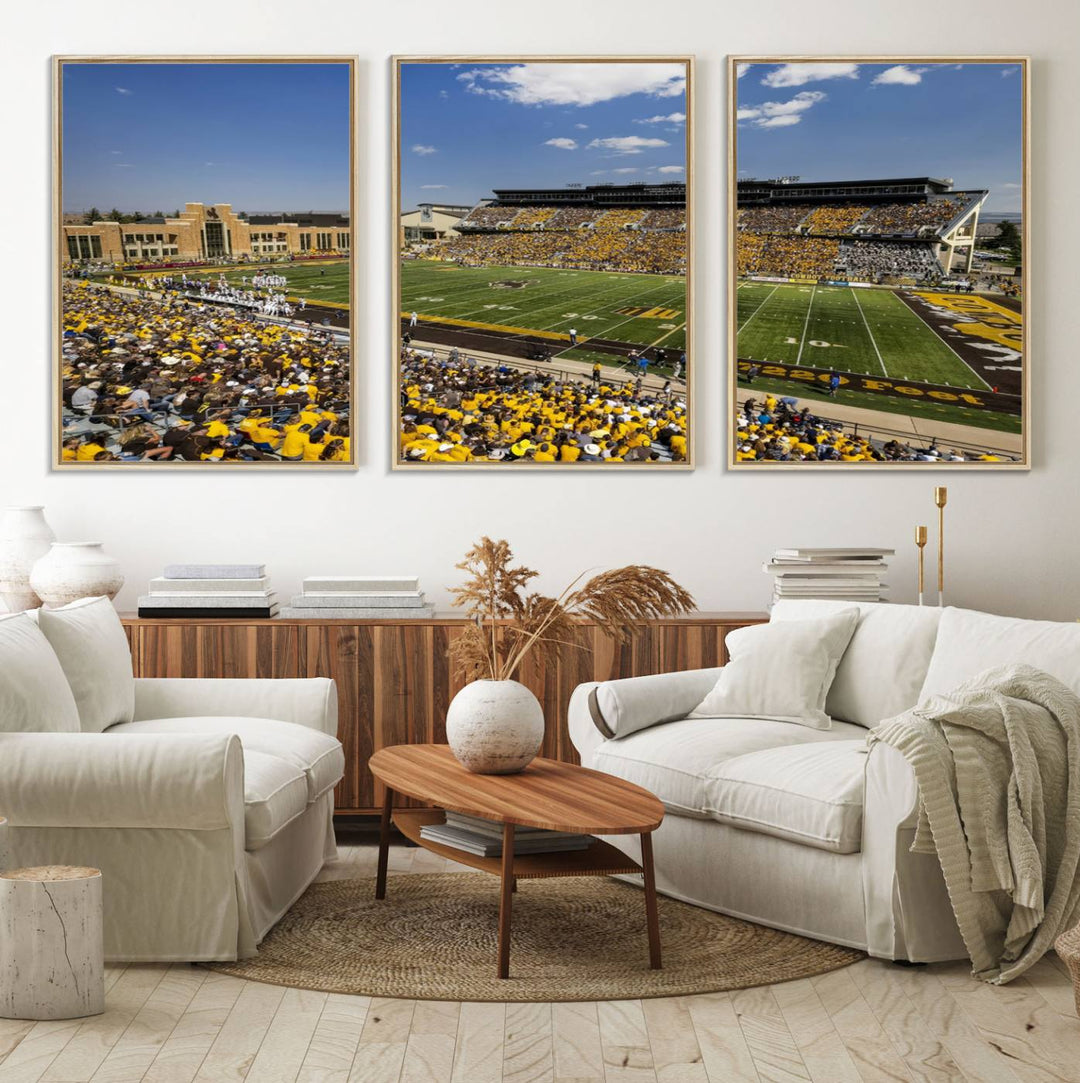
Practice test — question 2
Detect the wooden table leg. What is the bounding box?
[497,823,515,979]
[375,786,394,900]
[640,831,662,969]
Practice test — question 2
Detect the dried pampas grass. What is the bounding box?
[448,537,694,681]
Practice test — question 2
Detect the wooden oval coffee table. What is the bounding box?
[369,744,665,979]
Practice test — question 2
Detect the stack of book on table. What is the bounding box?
[764,547,894,604]
[139,564,276,618]
[420,811,593,857]
[280,575,434,619]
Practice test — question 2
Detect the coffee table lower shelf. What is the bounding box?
[393,808,644,879]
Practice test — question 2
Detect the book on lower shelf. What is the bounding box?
[420,811,594,857]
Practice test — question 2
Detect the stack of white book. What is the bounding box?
[764,548,893,603]
[420,811,593,858]
[280,576,434,619]
[139,564,276,618]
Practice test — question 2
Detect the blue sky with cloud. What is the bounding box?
[62,63,350,213]
[400,62,688,210]
[737,62,1023,212]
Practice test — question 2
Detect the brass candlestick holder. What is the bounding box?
[915,525,928,606]
[935,487,948,607]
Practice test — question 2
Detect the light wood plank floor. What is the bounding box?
[4,838,1079,1083]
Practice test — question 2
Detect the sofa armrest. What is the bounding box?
[0,731,243,830]
[133,677,338,736]
[861,740,965,961]
[582,667,725,741]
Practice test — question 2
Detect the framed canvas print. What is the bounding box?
[729,57,1029,468]
[393,56,693,468]
[55,56,357,467]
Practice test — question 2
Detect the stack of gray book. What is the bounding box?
[139,564,276,618]
[280,575,434,619]
[764,548,893,604]
[420,811,593,858]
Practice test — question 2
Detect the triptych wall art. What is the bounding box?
[53,54,1029,470]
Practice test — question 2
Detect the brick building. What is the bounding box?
[62,202,350,264]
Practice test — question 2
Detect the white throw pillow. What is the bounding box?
[0,612,81,733]
[689,610,859,730]
[36,597,134,734]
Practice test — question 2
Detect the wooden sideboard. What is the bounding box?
[121,612,767,816]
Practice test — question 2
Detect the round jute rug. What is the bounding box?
[206,874,863,1002]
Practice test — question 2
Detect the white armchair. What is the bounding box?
[0,601,343,963]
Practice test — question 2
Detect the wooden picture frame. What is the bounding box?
[392,56,694,469]
[54,55,358,469]
[728,56,1030,469]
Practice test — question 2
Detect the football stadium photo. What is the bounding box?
[395,58,691,466]
[56,58,355,467]
[731,58,1027,467]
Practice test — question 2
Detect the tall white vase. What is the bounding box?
[0,506,56,612]
[30,543,124,610]
[445,679,545,774]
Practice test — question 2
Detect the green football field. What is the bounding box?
[737,281,989,389]
[180,261,351,306]
[400,261,687,359]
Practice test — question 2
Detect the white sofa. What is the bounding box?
[0,599,344,962]
[569,601,1080,962]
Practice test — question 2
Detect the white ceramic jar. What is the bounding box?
[445,679,545,774]
[30,543,124,609]
[0,506,56,612]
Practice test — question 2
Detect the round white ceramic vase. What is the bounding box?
[0,506,56,612]
[445,679,545,774]
[30,543,124,609]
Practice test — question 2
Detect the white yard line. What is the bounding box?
[738,284,779,333]
[851,287,889,378]
[887,291,993,391]
[794,283,818,366]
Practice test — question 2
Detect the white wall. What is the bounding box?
[5,0,1078,620]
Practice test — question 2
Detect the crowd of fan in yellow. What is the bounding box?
[399,354,687,464]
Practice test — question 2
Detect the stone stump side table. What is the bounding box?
[0,866,105,1020]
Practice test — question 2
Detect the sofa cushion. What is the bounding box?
[109,716,344,802]
[243,750,310,850]
[771,600,941,728]
[690,610,858,730]
[36,597,135,733]
[920,607,1080,702]
[0,612,80,733]
[708,741,867,853]
[591,715,867,821]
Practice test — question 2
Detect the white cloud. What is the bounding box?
[109,149,123,155]
[589,170,608,176]
[114,86,133,95]
[1001,66,1019,77]
[587,135,669,155]
[612,167,639,174]
[635,112,686,125]
[760,63,859,88]
[657,165,685,174]
[736,64,750,80]
[411,144,437,156]
[544,137,578,150]
[871,65,929,86]
[574,123,589,130]
[1002,182,1022,189]
[420,184,448,189]
[738,90,825,129]
[456,63,685,107]
[113,163,133,168]
[438,89,448,100]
